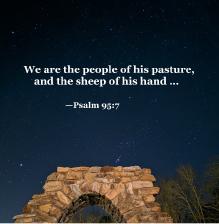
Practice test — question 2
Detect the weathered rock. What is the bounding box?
[47,172,66,181]
[140,174,156,182]
[151,205,161,212]
[134,170,143,175]
[57,167,70,173]
[120,177,132,182]
[66,171,82,180]
[119,195,145,216]
[113,166,123,171]
[43,181,62,192]
[15,217,34,223]
[84,172,97,182]
[56,191,71,206]
[57,173,66,180]
[69,184,81,197]
[95,177,115,183]
[35,210,57,222]
[111,195,119,206]
[70,166,89,171]
[143,195,155,203]
[47,172,58,181]
[13,214,36,220]
[80,181,91,193]
[100,166,114,172]
[100,183,111,195]
[105,183,125,200]
[127,214,139,223]
[123,166,141,172]
[114,171,135,177]
[62,185,70,195]
[132,180,153,189]
[91,181,101,193]
[23,204,34,213]
[53,199,66,209]
[49,206,62,219]
[126,182,134,194]
[32,194,47,199]
[39,204,52,213]
[142,168,151,174]
[88,166,101,173]
[139,186,160,195]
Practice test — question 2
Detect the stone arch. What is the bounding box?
[14,166,172,223]
[59,193,124,222]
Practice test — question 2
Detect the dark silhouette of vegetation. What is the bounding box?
[158,158,219,222]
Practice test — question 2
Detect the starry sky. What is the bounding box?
[1,0,219,221]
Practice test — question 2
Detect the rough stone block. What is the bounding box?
[100,183,111,195]
[47,172,58,181]
[91,181,101,193]
[15,217,34,223]
[39,204,52,213]
[69,184,82,197]
[123,166,141,172]
[70,166,89,171]
[142,168,151,174]
[143,195,155,203]
[100,166,114,172]
[84,172,97,182]
[13,214,36,220]
[140,174,156,182]
[120,177,131,183]
[139,186,160,195]
[113,166,123,171]
[43,181,63,192]
[132,181,153,189]
[57,167,70,173]
[66,171,82,180]
[56,191,71,206]
[105,183,125,200]
[88,166,101,173]
[125,182,134,194]
[49,206,62,219]
[114,171,135,177]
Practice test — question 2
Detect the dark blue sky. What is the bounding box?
[1,0,219,221]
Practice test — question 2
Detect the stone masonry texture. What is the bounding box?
[13,166,172,223]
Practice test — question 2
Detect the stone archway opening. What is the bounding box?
[68,205,112,223]
[60,193,123,223]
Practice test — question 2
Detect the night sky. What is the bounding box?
[1,0,219,221]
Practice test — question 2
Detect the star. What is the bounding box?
[153,98,158,103]
[19,163,23,167]
[115,155,121,164]
[193,136,197,141]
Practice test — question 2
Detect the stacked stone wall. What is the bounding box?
[14,166,172,223]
